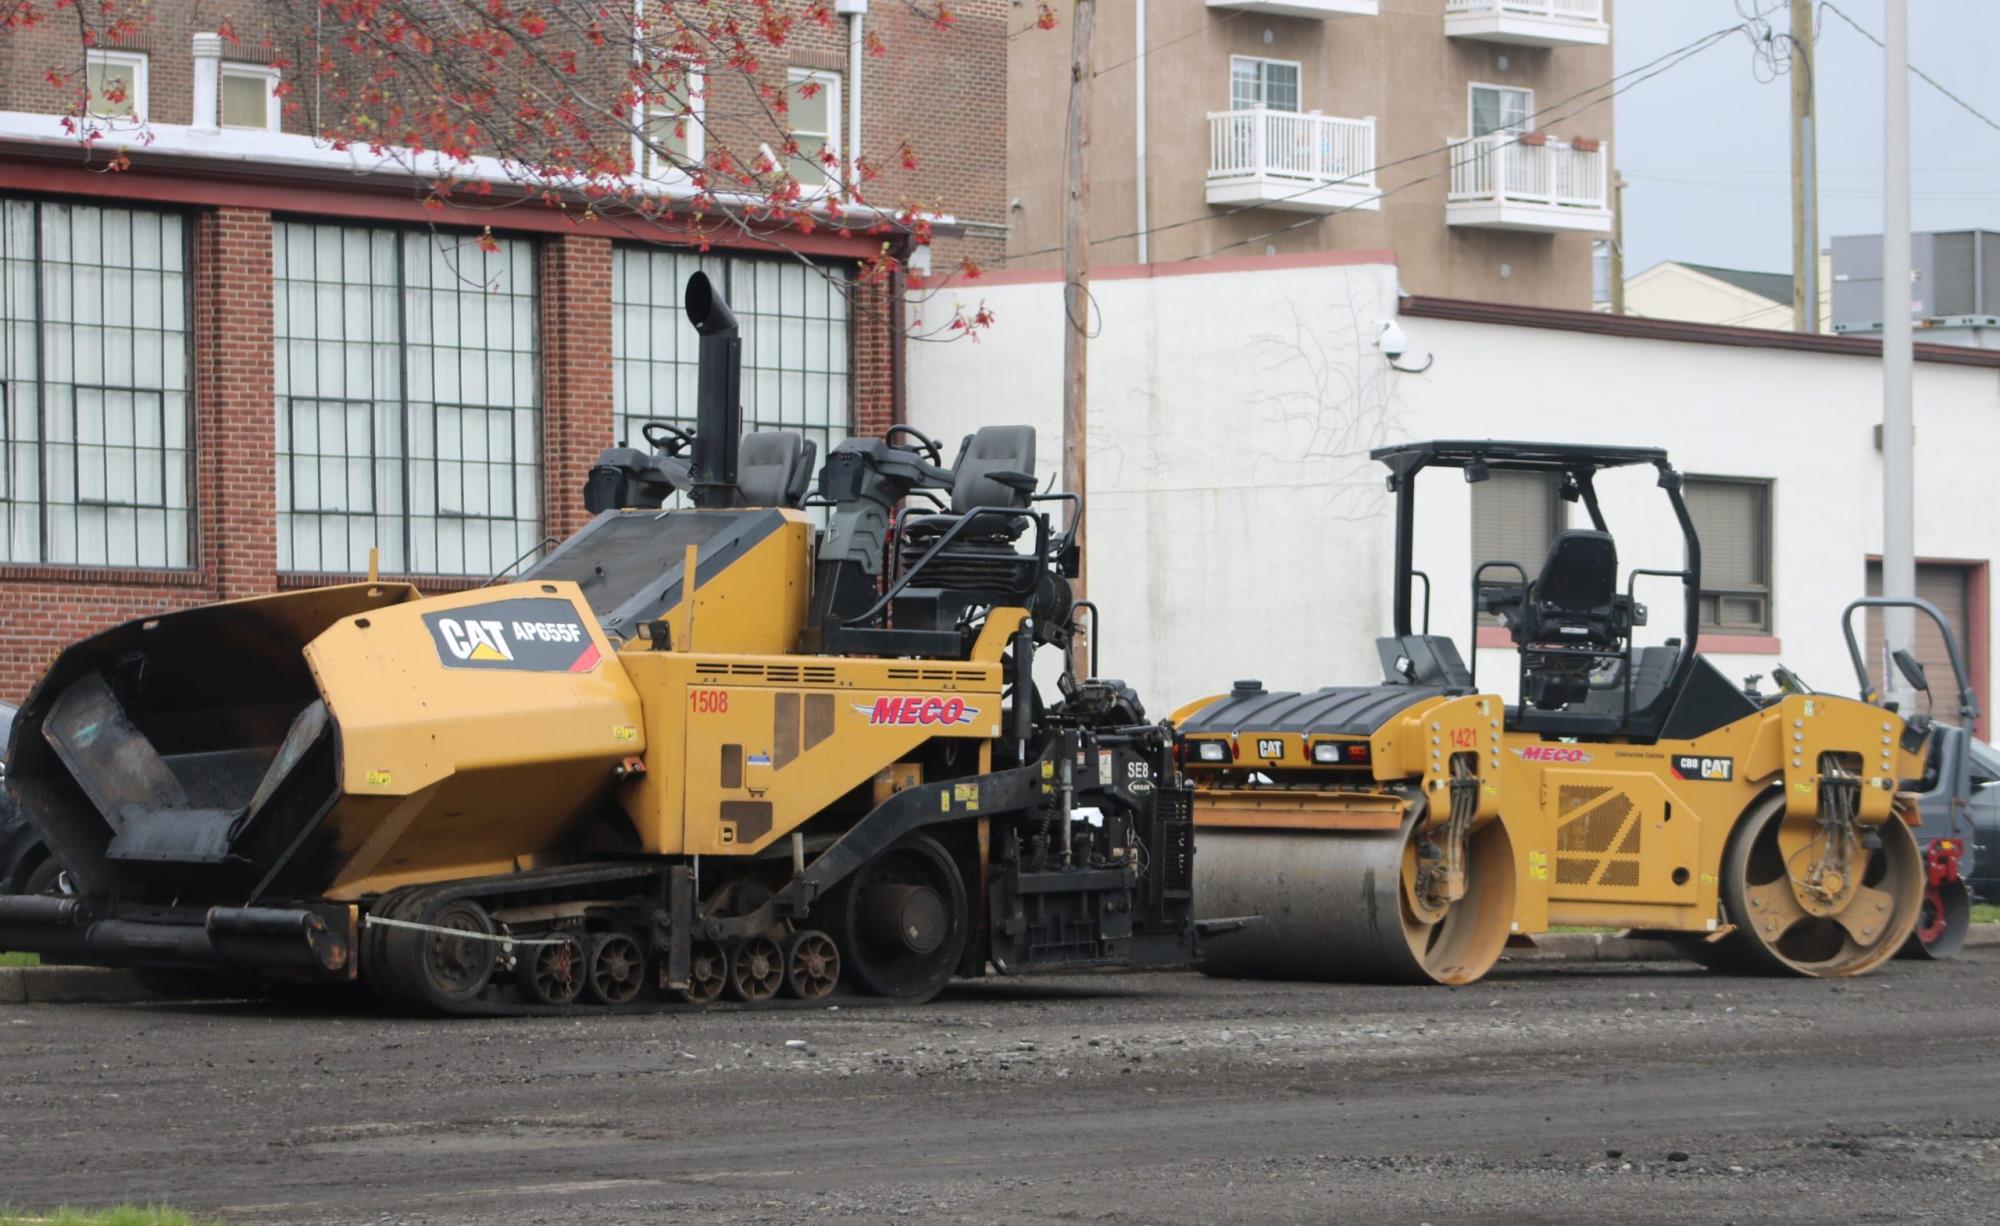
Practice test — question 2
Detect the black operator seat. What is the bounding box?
[733,431,817,508]
[904,425,1039,546]
[1520,529,1622,648]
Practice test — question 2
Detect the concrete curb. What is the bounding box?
[0,965,152,1004]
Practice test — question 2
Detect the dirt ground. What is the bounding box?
[1,948,1997,1225]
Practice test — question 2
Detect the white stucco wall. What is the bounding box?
[906,259,2000,723]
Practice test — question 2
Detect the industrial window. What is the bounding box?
[273,222,541,577]
[635,61,704,176]
[0,199,192,568]
[85,50,148,119]
[1683,476,1772,633]
[785,69,841,191]
[220,62,281,131]
[1469,83,1532,137]
[1230,56,1300,112]
[1471,470,1563,620]
[612,247,849,480]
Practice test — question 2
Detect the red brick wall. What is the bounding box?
[540,234,616,541]
[193,206,277,600]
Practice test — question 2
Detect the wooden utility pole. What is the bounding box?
[1609,174,1627,315]
[1789,0,1819,333]
[1062,0,1094,673]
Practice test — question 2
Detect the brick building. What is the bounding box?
[0,1,1006,700]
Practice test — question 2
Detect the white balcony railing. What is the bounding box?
[1449,133,1606,208]
[1443,0,1608,45]
[1444,0,1604,23]
[1206,109,1377,214]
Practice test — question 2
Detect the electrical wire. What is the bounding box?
[1199,19,1750,261]
[1820,1,2000,135]
[993,17,1759,267]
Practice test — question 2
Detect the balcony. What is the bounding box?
[1446,133,1610,234]
[1444,0,1608,47]
[1206,109,1378,215]
[1207,0,1379,17]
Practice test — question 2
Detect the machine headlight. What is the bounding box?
[1311,740,1372,766]
[1195,741,1229,763]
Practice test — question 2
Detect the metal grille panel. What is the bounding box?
[1558,791,1633,853]
[1555,858,1597,885]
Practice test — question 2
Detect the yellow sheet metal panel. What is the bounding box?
[307,580,645,795]
[616,650,1007,856]
[619,513,812,657]
[302,582,647,895]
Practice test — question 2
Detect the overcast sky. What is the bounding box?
[1614,0,2000,275]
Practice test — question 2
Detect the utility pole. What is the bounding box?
[1790,0,1819,333]
[1609,174,1627,315]
[1882,0,1916,707]
[1063,0,1094,674]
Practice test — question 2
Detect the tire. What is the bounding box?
[826,834,968,1003]
[22,856,66,897]
[583,932,647,1006]
[1711,790,1922,978]
[376,896,497,1013]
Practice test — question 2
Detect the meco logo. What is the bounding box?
[856,696,980,726]
[1514,745,1593,764]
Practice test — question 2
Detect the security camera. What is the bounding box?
[1374,319,1433,373]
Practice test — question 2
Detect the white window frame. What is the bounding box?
[785,68,842,195]
[1230,55,1302,112]
[633,60,705,178]
[1468,82,1534,138]
[219,61,282,131]
[85,49,148,120]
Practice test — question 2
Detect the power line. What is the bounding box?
[1199,20,1748,262]
[1820,1,2000,135]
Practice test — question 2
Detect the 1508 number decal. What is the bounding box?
[690,688,730,714]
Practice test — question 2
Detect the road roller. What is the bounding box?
[1177,440,1939,986]
[0,273,1196,1013]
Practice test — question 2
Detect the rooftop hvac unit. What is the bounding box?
[1832,230,2000,336]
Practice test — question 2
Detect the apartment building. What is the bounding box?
[1007,0,1614,306]
[0,1,1007,700]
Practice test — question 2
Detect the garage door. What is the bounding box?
[1865,561,1973,727]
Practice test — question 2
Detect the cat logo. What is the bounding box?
[1670,754,1734,782]
[1256,738,1284,759]
[423,597,600,673]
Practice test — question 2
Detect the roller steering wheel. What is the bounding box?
[884,425,945,468]
[641,421,696,457]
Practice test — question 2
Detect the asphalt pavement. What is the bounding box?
[2,950,1997,1224]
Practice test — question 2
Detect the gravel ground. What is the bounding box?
[2,949,1998,1224]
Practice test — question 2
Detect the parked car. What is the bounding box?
[1954,738,2000,903]
[0,699,65,895]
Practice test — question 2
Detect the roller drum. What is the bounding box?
[1195,815,1516,986]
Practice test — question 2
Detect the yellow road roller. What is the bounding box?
[0,274,1195,1013]
[1178,440,1933,985]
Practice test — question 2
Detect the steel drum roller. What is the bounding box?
[1195,813,1516,986]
